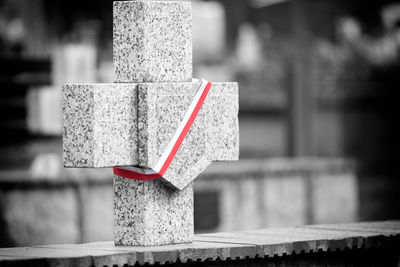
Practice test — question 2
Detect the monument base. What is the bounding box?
[113,176,193,246]
[1,221,400,266]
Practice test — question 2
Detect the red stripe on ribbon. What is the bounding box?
[158,81,211,176]
[113,81,212,181]
[113,167,161,180]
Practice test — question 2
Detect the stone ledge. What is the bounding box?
[0,221,399,266]
[0,158,355,188]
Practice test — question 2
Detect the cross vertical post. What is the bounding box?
[63,0,239,246]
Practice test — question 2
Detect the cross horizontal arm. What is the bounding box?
[63,81,239,190]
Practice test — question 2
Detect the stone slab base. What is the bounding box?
[0,221,399,266]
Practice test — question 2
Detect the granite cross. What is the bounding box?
[63,0,239,246]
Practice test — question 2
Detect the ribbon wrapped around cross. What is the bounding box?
[113,79,212,181]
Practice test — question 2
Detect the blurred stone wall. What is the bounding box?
[0,159,357,247]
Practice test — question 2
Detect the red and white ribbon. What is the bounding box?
[113,79,212,180]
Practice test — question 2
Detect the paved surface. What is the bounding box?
[0,221,399,266]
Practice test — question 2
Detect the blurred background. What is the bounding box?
[1,0,400,247]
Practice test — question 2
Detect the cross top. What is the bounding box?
[63,0,239,246]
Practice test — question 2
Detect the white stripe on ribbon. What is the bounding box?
[114,78,210,180]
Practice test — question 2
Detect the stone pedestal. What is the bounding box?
[114,176,193,246]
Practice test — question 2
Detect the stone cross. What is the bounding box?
[63,0,239,246]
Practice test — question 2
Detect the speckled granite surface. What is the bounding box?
[63,84,138,168]
[137,81,239,190]
[63,0,239,248]
[63,81,239,189]
[204,82,239,161]
[114,175,193,246]
[113,1,192,83]
[138,81,211,190]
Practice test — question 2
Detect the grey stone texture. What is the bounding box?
[63,83,138,168]
[138,81,209,190]
[62,0,239,248]
[204,82,239,161]
[113,1,192,83]
[63,81,239,190]
[137,81,238,190]
[81,184,114,242]
[0,159,356,247]
[1,221,400,266]
[113,175,193,246]
[197,158,357,232]
[0,187,79,246]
